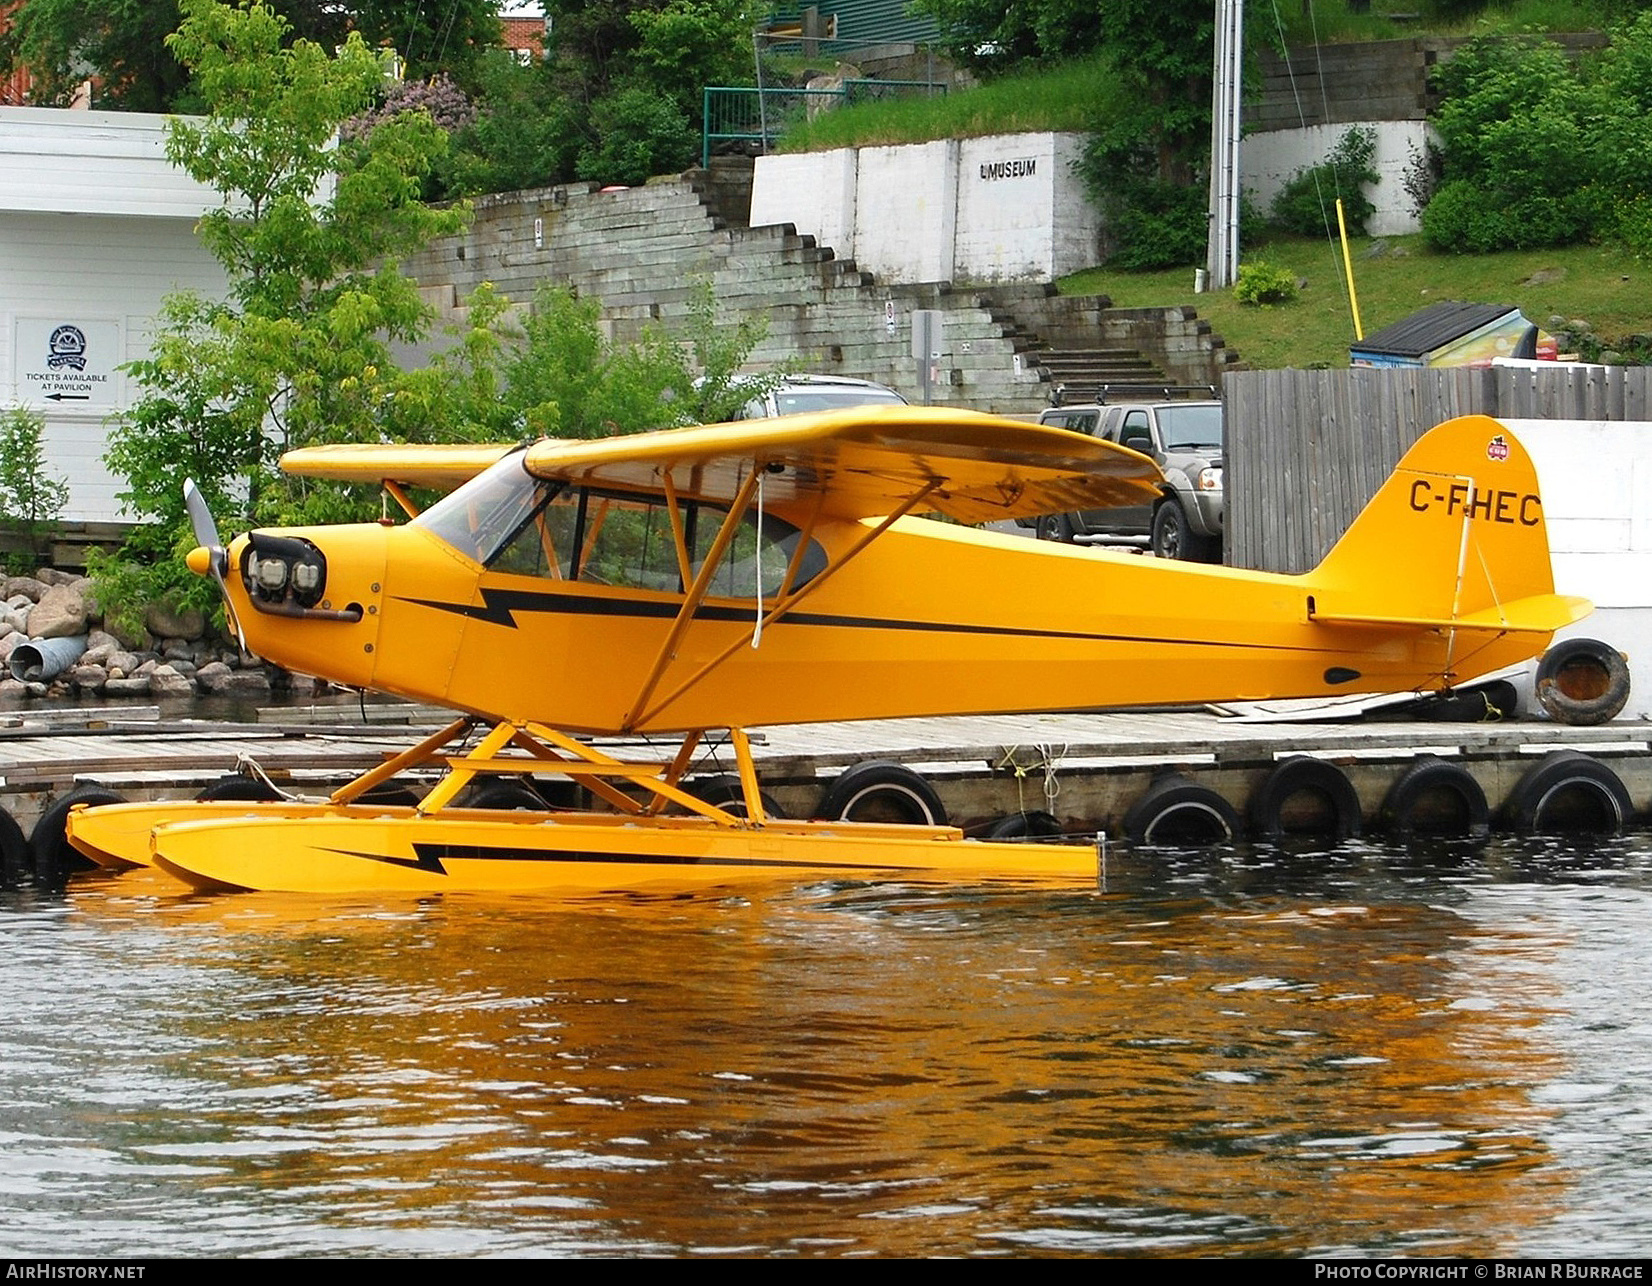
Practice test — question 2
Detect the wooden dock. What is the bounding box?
[0,700,1646,843]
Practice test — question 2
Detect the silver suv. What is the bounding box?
[1031,400,1225,562]
[741,375,907,418]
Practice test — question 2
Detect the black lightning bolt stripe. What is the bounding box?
[395,587,1322,654]
[326,842,919,874]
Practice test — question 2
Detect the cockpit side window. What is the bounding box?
[420,459,830,598]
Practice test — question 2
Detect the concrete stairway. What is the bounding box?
[401,174,1232,416]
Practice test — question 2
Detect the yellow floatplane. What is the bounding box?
[68,407,1587,894]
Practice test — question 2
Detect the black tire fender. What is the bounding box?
[1534,638,1630,726]
[457,779,551,811]
[1123,772,1241,845]
[814,760,946,826]
[31,784,128,884]
[195,774,283,802]
[982,810,1062,839]
[689,773,785,821]
[0,807,28,888]
[1379,756,1490,841]
[1249,756,1362,842]
[1501,750,1633,835]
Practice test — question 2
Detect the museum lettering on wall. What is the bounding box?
[979,157,1037,181]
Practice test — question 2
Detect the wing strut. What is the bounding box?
[629,480,942,730]
[623,466,764,729]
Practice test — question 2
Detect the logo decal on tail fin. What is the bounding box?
[1487,435,1510,461]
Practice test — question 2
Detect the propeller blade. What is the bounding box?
[183,479,221,554]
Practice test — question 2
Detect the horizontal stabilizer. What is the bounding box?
[1312,592,1591,635]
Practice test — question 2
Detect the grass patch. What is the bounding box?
[1059,235,1648,368]
[776,54,1127,151]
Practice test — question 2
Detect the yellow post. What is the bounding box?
[1336,198,1364,341]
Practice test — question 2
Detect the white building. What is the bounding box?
[0,106,227,522]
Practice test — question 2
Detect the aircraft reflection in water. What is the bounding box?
[66,408,1587,894]
[56,874,1564,1255]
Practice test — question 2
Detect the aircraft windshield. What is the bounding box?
[412,450,548,566]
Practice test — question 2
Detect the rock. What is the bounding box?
[83,631,120,666]
[1362,239,1391,259]
[34,568,80,587]
[103,613,152,651]
[105,651,141,677]
[103,676,153,697]
[23,681,47,699]
[287,672,321,696]
[0,678,25,700]
[144,599,206,642]
[67,664,108,693]
[0,632,20,663]
[29,583,90,639]
[1522,267,1565,286]
[196,661,233,691]
[212,670,272,698]
[147,664,195,697]
[4,577,47,602]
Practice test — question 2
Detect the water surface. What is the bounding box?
[3,834,1650,1257]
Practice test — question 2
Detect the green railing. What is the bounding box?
[701,80,946,168]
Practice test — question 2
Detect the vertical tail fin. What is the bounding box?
[1308,414,1589,634]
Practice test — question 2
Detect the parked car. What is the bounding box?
[740,374,907,418]
[1028,399,1225,562]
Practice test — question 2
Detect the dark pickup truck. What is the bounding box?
[1029,399,1225,563]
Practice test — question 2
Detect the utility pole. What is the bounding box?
[1206,0,1243,289]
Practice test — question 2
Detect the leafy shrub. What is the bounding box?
[1105,180,1207,270]
[1421,179,1596,252]
[1233,261,1298,307]
[0,406,69,566]
[575,86,697,188]
[1270,127,1380,237]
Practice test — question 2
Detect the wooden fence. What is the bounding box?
[1226,365,1652,573]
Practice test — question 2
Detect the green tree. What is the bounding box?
[503,278,778,437]
[0,407,70,568]
[102,0,469,616]
[0,0,500,110]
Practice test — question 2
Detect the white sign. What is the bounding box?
[12,316,123,410]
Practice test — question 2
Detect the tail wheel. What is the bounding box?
[814,761,946,826]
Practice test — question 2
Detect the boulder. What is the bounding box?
[30,582,90,639]
[104,676,153,697]
[67,664,108,694]
[147,664,195,697]
[144,599,206,642]
[4,577,46,602]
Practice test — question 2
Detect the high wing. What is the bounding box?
[520,406,1163,524]
[280,442,519,492]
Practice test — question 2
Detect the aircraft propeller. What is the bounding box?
[182,479,247,651]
